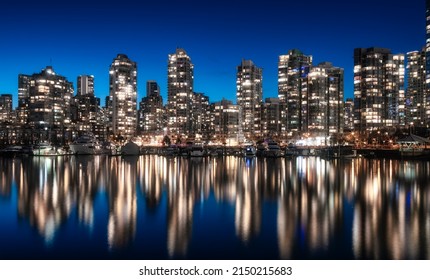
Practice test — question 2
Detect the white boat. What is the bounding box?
[121,141,140,156]
[69,134,102,155]
[32,142,65,156]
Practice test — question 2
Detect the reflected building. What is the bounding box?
[107,157,137,249]
[16,157,76,244]
[235,159,262,243]
[166,158,198,256]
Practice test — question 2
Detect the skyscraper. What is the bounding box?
[167,48,194,138]
[425,0,430,125]
[211,99,239,145]
[192,92,210,141]
[138,80,164,136]
[18,66,74,144]
[0,94,13,122]
[262,97,281,138]
[278,49,312,137]
[307,62,344,138]
[108,54,137,140]
[236,59,263,141]
[353,48,405,133]
[74,75,100,136]
[406,49,426,126]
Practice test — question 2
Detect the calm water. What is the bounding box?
[0,155,430,260]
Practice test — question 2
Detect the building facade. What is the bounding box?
[262,97,281,139]
[167,48,194,139]
[138,80,164,136]
[406,49,426,127]
[278,49,312,137]
[344,98,354,131]
[0,94,13,122]
[353,48,405,134]
[74,75,101,137]
[17,66,74,144]
[192,92,210,141]
[307,62,344,138]
[236,59,263,141]
[211,99,239,146]
[108,54,137,140]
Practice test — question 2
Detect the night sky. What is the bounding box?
[0,0,425,107]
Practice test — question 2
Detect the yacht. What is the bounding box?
[32,141,65,156]
[189,143,206,157]
[69,134,102,155]
[264,141,282,157]
[243,145,257,157]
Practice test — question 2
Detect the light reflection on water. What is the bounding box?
[1,155,430,259]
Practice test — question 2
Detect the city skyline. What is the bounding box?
[0,0,424,107]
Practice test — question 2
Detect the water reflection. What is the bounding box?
[1,155,430,259]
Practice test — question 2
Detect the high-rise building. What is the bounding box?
[211,99,239,145]
[406,49,426,126]
[353,48,405,133]
[17,66,74,144]
[262,97,281,138]
[307,62,344,138]
[74,75,101,136]
[236,59,263,141]
[167,48,194,138]
[192,92,210,141]
[108,54,137,140]
[0,94,14,145]
[426,0,430,92]
[344,98,354,131]
[138,80,164,136]
[0,94,13,122]
[278,49,312,137]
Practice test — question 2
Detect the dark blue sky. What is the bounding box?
[0,0,425,107]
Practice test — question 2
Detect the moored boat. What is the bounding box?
[69,134,103,155]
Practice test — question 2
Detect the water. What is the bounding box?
[0,155,429,260]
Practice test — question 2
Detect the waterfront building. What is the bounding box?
[192,92,211,142]
[211,99,239,146]
[108,54,137,140]
[74,75,101,137]
[307,62,344,139]
[236,59,263,141]
[406,49,426,127]
[0,94,13,122]
[138,81,164,137]
[353,48,405,134]
[278,49,312,137]
[426,0,430,117]
[344,98,354,131]
[167,48,194,139]
[0,94,14,145]
[17,66,74,144]
[262,97,281,139]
